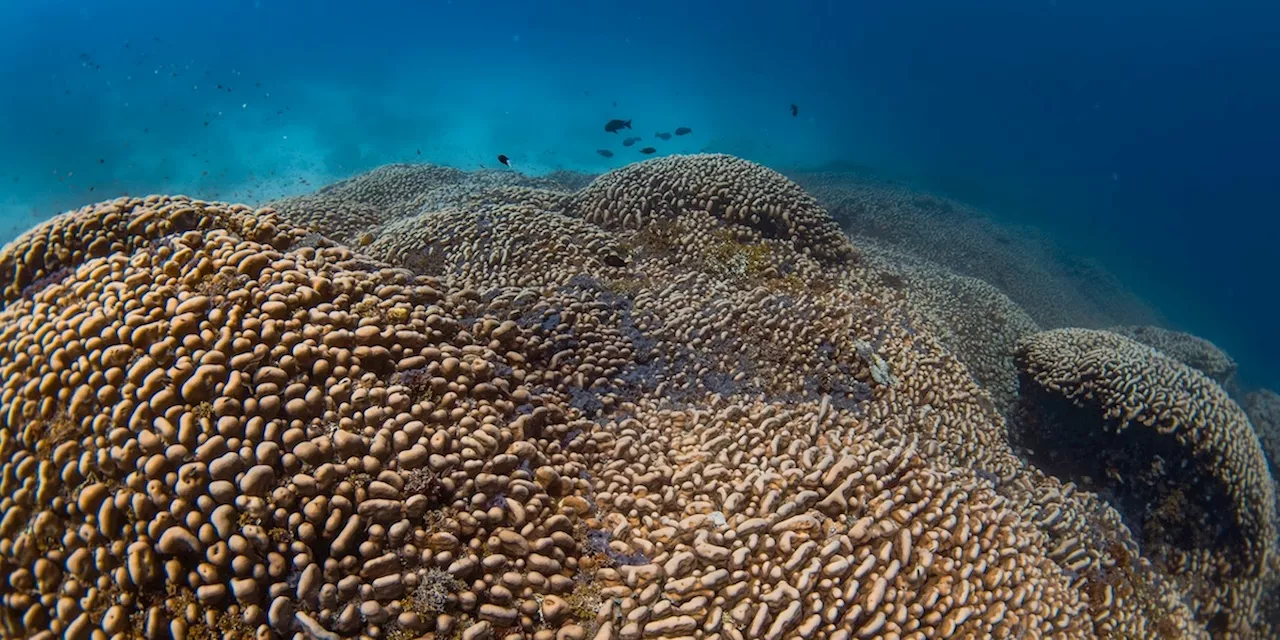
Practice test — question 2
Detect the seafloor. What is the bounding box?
[0,154,1276,639]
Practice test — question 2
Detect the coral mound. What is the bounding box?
[566,154,857,264]
[1109,325,1239,387]
[1015,328,1279,636]
[270,163,570,249]
[1244,389,1280,479]
[0,159,1256,639]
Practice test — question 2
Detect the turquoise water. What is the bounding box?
[0,0,1276,388]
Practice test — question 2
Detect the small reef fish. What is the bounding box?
[674,127,692,136]
[596,149,614,158]
[497,154,511,166]
[655,132,672,141]
[790,103,799,117]
[604,119,632,134]
[639,147,657,155]
[622,137,640,147]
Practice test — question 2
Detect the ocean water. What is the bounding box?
[3,1,1280,637]
[2,1,1275,391]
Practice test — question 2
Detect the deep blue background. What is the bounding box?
[0,0,1276,389]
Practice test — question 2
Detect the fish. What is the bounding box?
[596,149,615,158]
[674,127,692,136]
[497,154,511,166]
[639,147,656,155]
[655,132,672,141]
[790,104,799,117]
[605,119,632,134]
[622,137,640,147]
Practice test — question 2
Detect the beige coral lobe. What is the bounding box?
[0,155,1270,639]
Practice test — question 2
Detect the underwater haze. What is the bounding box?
[6,1,1280,638]
[2,1,1276,389]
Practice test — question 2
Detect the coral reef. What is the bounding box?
[567,155,858,264]
[790,172,1161,330]
[1244,389,1280,479]
[0,157,1263,640]
[1109,325,1239,388]
[859,241,1040,413]
[1015,328,1279,636]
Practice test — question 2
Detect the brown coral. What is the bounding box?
[859,241,1040,413]
[0,158,1243,640]
[1109,325,1239,388]
[1015,328,1279,636]
[268,163,570,249]
[566,154,857,264]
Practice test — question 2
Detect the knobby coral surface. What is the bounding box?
[1015,328,1279,637]
[1109,325,1239,388]
[858,242,1040,414]
[0,156,1261,640]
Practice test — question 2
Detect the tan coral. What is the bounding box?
[269,163,570,248]
[859,241,1040,413]
[565,154,857,264]
[1109,325,1239,386]
[1016,328,1279,636]
[0,196,615,639]
[0,158,1243,639]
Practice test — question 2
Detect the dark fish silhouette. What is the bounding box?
[605,119,632,134]
[497,154,511,166]
[622,137,640,147]
[674,127,692,136]
[790,104,799,117]
[596,149,614,158]
[655,132,672,141]
[639,147,656,155]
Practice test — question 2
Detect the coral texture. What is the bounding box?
[0,157,1259,639]
[1015,328,1279,636]
[1110,325,1239,387]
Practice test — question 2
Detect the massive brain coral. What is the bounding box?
[564,154,857,264]
[1108,325,1239,388]
[0,159,1242,639]
[1015,328,1280,636]
[858,242,1040,414]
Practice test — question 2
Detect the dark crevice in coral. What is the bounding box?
[1011,382,1247,576]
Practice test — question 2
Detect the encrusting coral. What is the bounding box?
[0,155,1266,639]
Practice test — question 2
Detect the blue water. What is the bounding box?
[0,0,1276,389]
